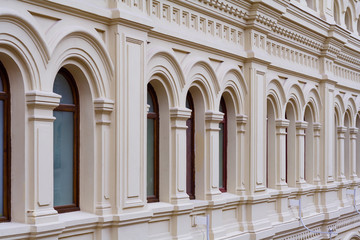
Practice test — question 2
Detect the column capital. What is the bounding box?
[313,122,321,131]
[170,107,192,120]
[295,121,308,129]
[205,111,224,123]
[337,126,347,134]
[26,91,61,122]
[350,127,358,135]
[236,114,248,124]
[94,98,114,125]
[275,119,290,128]
[26,90,61,109]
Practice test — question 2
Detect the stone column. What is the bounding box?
[204,111,223,200]
[313,123,321,184]
[94,98,114,215]
[169,107,192,204]
[349,127,358,180]
[235,115,247,195]
[296,121,308,188]
[26,91,60,224]
[275,119,290,190]
[337,126,347,181]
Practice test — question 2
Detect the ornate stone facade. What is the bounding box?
[1,0,360,239]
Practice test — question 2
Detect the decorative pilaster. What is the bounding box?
[337,126,347,182]
[26,91,60,224]
[170,107,192,204]
[275,119,290,190]
[204,111,224,200]
[235,115,248,195]
[313,123,322,184]
[94,98,114,215]
[349,127,358,180]
[296,121,308,188]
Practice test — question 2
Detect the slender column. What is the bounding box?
[313,123,321,184]
[275,119,289,190]
[204,111,223,200]
[349,127,358,180]
[94,99,114,215]
[337,126,347,181]
[26,91,60,224]
[296,121,308,187]
[170,107,192,204]
[236,115,248,195]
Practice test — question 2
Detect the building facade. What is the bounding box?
[1,0,360,239]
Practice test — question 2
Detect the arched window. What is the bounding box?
[53,68,79,213]
[186,92,195,199]
[0,62,10,221]
[147,84,159,202]
[219,97,227,192]
[266,100,276,188]
[285,104,296,187]
[304,106,314,183]
[345,8,353,31]
[344,112,350,179]
[334,1,340,25]
[356,114,360,177]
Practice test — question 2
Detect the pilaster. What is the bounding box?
[295,121,308,188]
[313,123,322,184]
[337,126,347,182]
[26,91,60,224]
[170,107,192,204]
[275,119,290,190]
[204,111,223,200]
[235,115,248,195]
[94,98,114,215]
[349,127,358,181]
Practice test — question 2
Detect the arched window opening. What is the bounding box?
[219,97,227,192]
[285,103,296,187]
[0,62,10,221]
[186,92,195,199]
[306,0,316,11]
[344,112,350,179]
[334,1,340,24]
[357,18,360,35]
[334,112,339,180]
[53,68,79,213]
[345,8,353,31]
[147,84,159,202]
[356,114,360,177]
[266,100,276,188]
[304,106,314,183]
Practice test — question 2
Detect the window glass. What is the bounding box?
[54,73,74,104]
[219,122,224,188]
[53,111,74,206]
[147,118,155,196]
[147,91,154,112]
[0,101,3,216]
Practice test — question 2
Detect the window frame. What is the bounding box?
[219,97,227,192]
[147,84,160,203]
[0,62,10,222]
[186,93,195,200]
[53,68,80,213]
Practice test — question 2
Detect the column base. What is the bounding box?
[27,208,58,224]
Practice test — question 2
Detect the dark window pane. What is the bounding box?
[54,111,74,206]
[147,118,155,196]
[219,122,224,188]
[0,101,3,216]
[53,73,74,104]
[147,90,154,112]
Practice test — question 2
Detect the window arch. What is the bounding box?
[266,99,276,188]
[285,103,296,187]
[53,68,79,213]
[147,84,159,202]
[186,92,195,199]
[219,97,227,192]
[304,106,314,183]
[0,62,10,221]
[345,7,353,31]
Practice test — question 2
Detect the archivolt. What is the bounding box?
[147,48,184,107]
[48,29,114,99]
[267,79,286,119]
